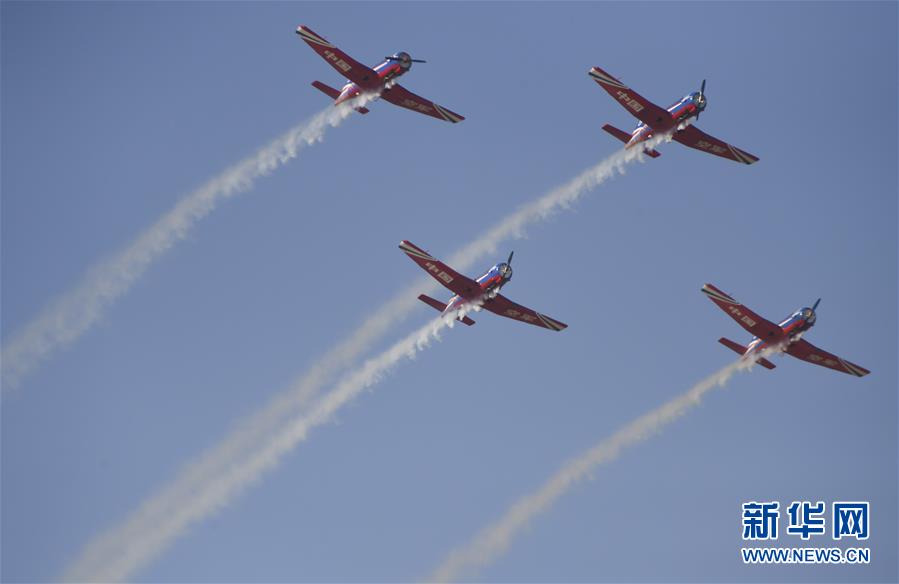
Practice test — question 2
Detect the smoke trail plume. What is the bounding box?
[1,98,374,391]
[62,130,680,581]
[444,128,683,268]
[62,307,470,582]
[428,349,775,582]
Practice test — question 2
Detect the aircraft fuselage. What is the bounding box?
[626,92,707,148]
[334,52,412,105]
[745,307,817,356]
[443,263,513,315]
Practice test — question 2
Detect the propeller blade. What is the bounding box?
[507,251,514,265]
[812,298,821,311]
[696,79,707,120]
[385,56,427,63]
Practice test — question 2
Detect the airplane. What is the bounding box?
[399,241,567,331]
[588,66,759,164]
[295,25,464,123]
[701,283,869,377]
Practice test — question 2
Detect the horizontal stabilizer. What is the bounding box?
[312,81,369,114]
[601,124,659,158]
[718,337,775,370]
[602,123,631,144]
[311,80,340,100]
[756,357,777,370]
[417,294,474,326]
[718,337,747,356]
[418,294,446,312]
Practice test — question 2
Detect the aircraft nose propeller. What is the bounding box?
[385,54,427,64]
[812,298,821,311]
[507,251,514,265]
[696,79,707,119]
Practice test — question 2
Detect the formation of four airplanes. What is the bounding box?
[296,25,870,378]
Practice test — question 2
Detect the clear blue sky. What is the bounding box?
[2,2,896,582]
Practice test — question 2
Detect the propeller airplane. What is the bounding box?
[589,67,758,164]
[296,25,465,123]
[702,284,869,376]
[399,241,567,331]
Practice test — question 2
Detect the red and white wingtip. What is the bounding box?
[701,283,740,305]
[838,358,870,377]
[726,143,759,165]
[433,103,465,124]
[399,240,435,261]
[536,313,568,332]
[295,25,335,48]
[588,66,627,89]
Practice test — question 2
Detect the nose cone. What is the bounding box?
[801,307,817,325]
[392,51,412,69]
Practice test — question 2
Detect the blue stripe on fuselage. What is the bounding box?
[667,96,696,120]
[373,60,405,81]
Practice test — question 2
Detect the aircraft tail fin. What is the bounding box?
[602,124,660,158]
[718,337,776,369]
[418,294,475,326]
[312,81,369,113]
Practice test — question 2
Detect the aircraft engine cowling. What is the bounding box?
[392,52,413,70]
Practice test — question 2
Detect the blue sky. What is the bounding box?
[2,2,896,582]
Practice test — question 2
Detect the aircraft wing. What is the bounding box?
[701,284,783,341]
[785,339,870,377]
[399,241,481,298]
[381,84,465,123]
[483,294,568,331]
[588,66,672,129]
[672,125,759,165]
[296,26,380,88]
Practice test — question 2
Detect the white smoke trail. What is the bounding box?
[62,306,471,582]
[1,97,375,391]
[428,348,776,582]
[62,130,679,581]
[443,128,683,269]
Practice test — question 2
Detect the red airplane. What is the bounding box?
[589,66,758,164]
[702,284,869,377]
[399,241,567,331]
[296,25,464,123]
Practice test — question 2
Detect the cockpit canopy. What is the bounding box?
[389,51,413,69]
